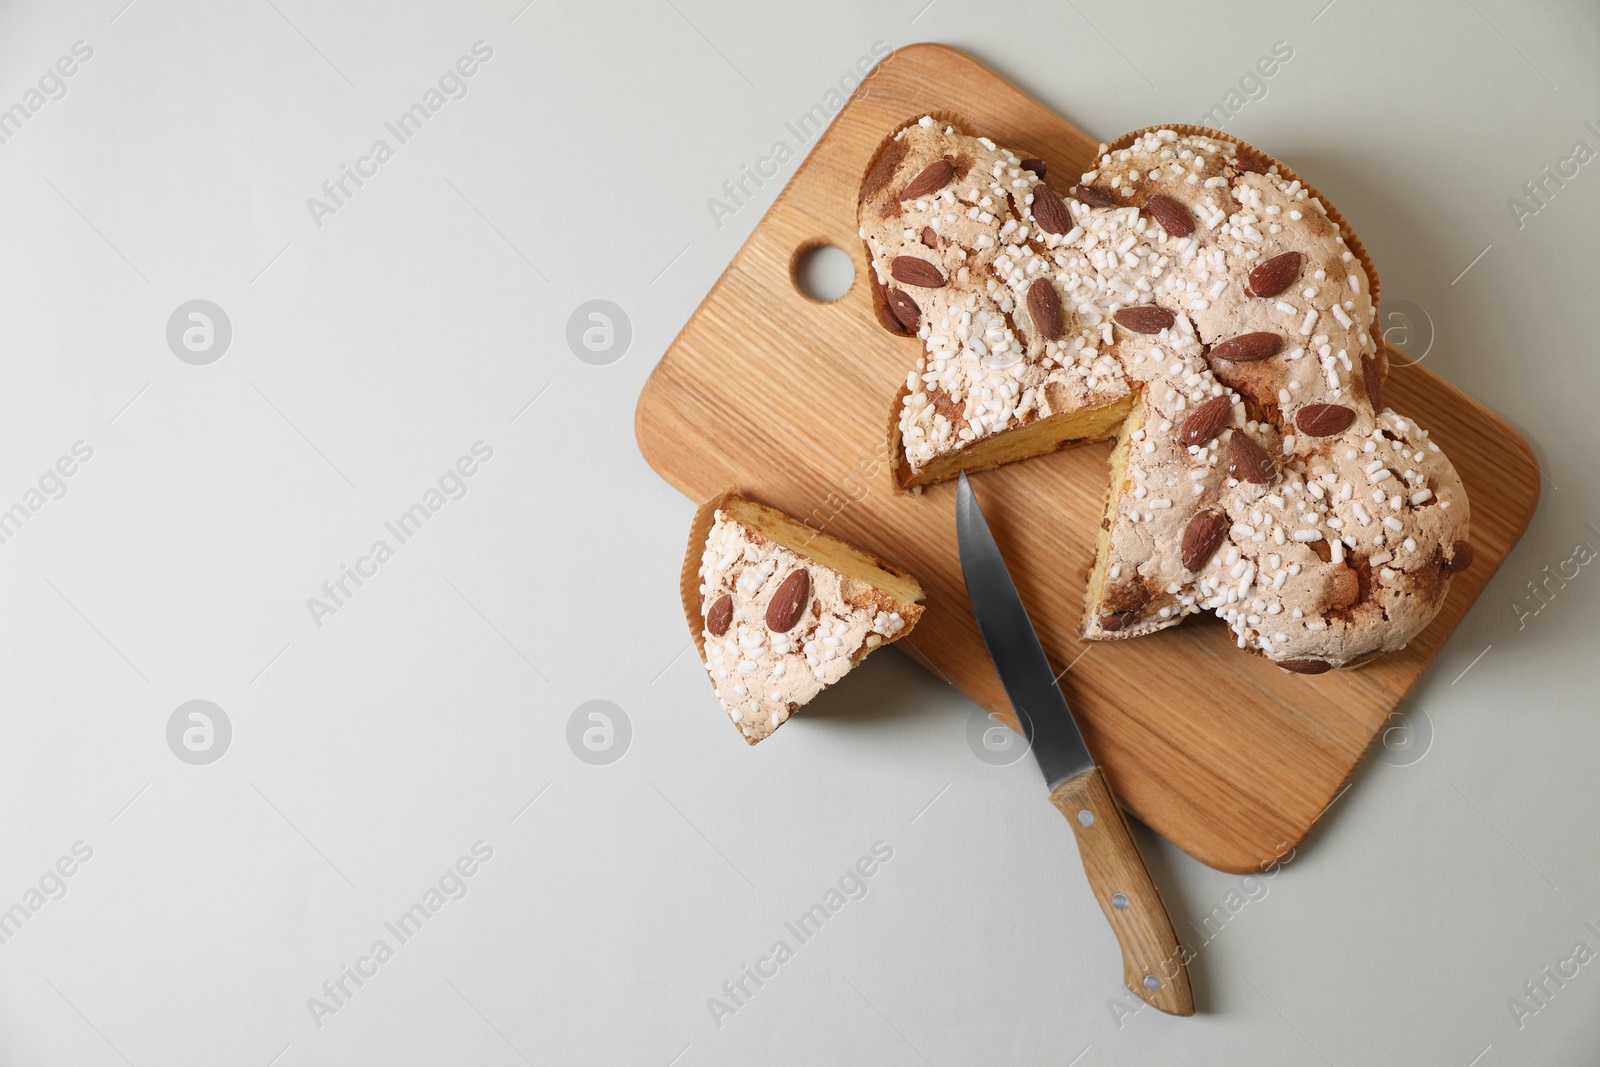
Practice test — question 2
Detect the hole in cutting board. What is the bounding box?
[793,243,855,303]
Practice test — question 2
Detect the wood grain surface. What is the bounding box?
[1053,766,1195,1015]
[635,43,1540,873]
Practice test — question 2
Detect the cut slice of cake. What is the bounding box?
[683,492,925,743]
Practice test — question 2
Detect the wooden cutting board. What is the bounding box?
[635,43,1539,873]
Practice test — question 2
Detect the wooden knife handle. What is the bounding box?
[1050,766,1195,1016]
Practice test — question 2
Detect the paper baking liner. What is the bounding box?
[679,488,734,663]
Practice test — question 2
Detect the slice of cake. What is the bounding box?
[683,492,925,743]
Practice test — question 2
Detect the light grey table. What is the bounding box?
[0,1,1594,1063]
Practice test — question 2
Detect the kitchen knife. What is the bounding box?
[956,471,1194,1016]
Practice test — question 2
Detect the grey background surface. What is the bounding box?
[0,1,1595,1064]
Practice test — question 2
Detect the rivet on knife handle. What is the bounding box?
[1051,766,1195,1016]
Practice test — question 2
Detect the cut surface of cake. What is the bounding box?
[860,119,1472,671]
[683,492,924,743]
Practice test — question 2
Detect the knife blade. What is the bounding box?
[956,471,1194,1016]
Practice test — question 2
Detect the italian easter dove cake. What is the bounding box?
[858,118,1473,671]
